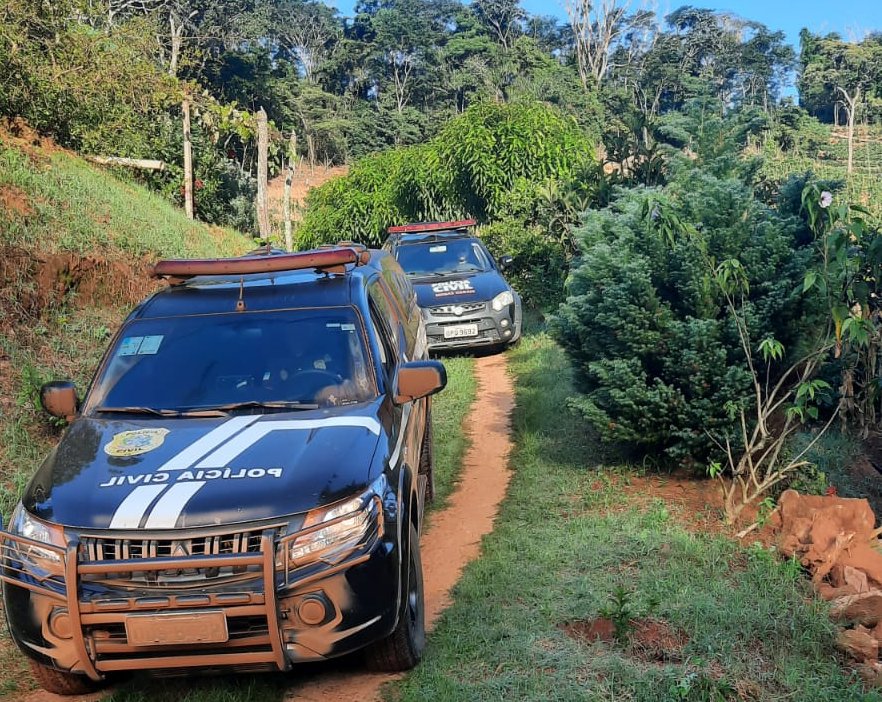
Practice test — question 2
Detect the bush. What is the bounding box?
[479,219,568,310]
[297,100,596,248]
[0,10,178,157]
[551,169,816,468]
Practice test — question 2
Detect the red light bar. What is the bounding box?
[151,248,366,280]
[387,219,477,234]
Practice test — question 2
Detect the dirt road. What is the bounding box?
[283,353,515,702]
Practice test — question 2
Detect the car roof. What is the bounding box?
[132,248,392,320]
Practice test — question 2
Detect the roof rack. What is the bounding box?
[151,246,370,284]
[387,219,477,234]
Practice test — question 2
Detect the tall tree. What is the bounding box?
[800,31,882,171]
[472,0,524,51]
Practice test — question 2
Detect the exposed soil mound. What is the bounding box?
[561,617,689,663]
[0,246,158,328]
[0,184,33,217]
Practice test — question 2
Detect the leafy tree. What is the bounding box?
[472,0,524,51]
[799,31,882,172]
[298,100,596,245]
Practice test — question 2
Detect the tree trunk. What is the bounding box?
[182,98,194,220]
[255,107,271,240]
[284,130,297,252]
[169,13,184,77]
[847,108,856,175]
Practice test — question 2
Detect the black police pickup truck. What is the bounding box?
[384,220,522,352]
[0,245,445,694]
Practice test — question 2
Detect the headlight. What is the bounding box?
[281,490,382,568]
[8,504,65,568]
[491,290,514,312]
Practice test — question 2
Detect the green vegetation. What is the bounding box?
[0,141,246,257]
[388,332,878,702]
[551,105,817,469]
[298,100,594,240]
[430,358,476,510]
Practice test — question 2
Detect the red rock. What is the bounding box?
[831,592,882,626]
[837,627,879,662]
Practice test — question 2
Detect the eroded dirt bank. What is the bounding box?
[283,353,515,702]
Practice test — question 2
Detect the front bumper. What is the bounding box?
[422,300,521,351]
[1,515,399,680]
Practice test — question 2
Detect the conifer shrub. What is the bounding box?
[551,169,817,468]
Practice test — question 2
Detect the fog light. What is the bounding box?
[48,609,73,639]
[298,596,329,626]
[500,319,509,328]
[504,329,512,337]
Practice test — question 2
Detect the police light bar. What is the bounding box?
[387,219,477,234]
[151,247,368,281]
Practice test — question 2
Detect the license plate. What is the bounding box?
[443,324,479,339]
[126,610,228,647]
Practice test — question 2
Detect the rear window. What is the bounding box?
[87,308,376,412]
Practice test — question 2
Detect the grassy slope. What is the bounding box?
[388,332,879,702]
[101,357,476,702]
[0,142,246,257]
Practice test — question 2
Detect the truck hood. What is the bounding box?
[23,403,385,530]
[412,270,509,307]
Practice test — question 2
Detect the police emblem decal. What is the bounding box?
[104,428,170,457]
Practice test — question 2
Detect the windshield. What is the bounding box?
[395,239,492,276]
[87,308,376,413]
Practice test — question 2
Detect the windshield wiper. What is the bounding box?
[210,400,320,412]
[94,406,228,418]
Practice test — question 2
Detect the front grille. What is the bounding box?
[78,529,270,591]
[81,531,263,562]
[429,302,486,316]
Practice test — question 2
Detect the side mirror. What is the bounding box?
[40,381,79,420]
[394,361,447,405]
[499,255,514,270]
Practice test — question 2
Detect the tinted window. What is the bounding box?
[88,308,375,411]
[395,239,492,276]
[368,282,403,354]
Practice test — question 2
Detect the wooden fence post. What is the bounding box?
[182,98,194,219]
[256,107,270,240]
[284,130,298,252]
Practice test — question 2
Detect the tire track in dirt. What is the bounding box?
[283,353,515,702]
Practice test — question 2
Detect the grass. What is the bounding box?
[386,331,880,702]
[0,140,247,257]
[430,357,476,510]
[0,132,252,516]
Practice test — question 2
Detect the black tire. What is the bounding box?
[29,660,101,696]
[419,411,436,505]
[364,523,426,672]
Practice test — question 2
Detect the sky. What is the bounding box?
[332,0,882,51]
